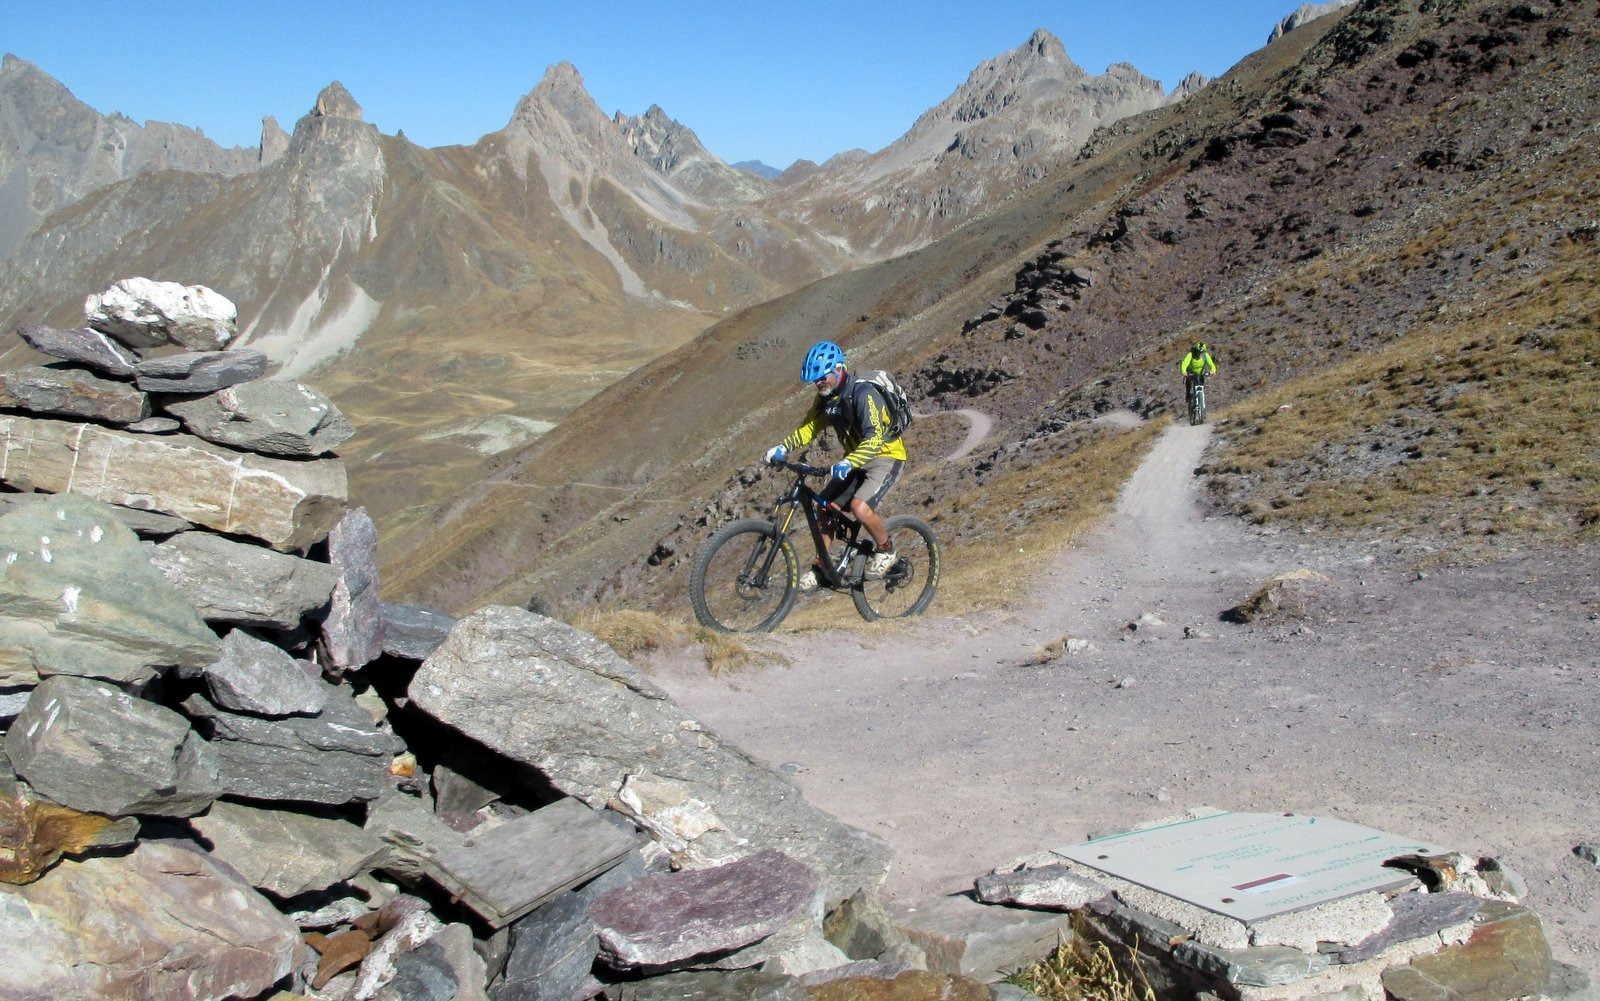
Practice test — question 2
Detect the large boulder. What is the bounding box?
[0,840,298,1001]
[147,530,338,630]
[164,380,355,457]
[0,363,150,423]
[5,675,220,818]
[408,607,891,904]
[85,277,237,350]
[0,493,219,687]
[0,414,348,551]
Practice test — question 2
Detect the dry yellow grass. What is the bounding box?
[1207,241,1599,554]
[567,608,771,675]
[1006,923,1157,1001]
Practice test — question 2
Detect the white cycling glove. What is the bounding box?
[765,445,786,465]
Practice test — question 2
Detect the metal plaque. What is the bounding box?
[1057,812,1439,923]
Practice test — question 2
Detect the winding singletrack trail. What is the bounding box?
[652,422,1600,972]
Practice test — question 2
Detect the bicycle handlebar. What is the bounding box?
[772,459,832,478]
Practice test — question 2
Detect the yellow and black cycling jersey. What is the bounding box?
[781,373,909,469]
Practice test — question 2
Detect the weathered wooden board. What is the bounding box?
[420,796,636,927]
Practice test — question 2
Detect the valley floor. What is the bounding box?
[648,422,1600,974]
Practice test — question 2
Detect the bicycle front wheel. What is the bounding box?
[852,515,940,622]
[690,518,799,633]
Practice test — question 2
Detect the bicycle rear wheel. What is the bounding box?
[852,515,940,621]
[690,518,799,633]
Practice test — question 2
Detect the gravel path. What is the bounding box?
[650,422,1600,973]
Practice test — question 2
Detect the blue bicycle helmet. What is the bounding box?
[800,340,846,382]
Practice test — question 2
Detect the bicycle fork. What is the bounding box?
[737,508,794,592]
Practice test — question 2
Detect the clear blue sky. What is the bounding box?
[5,1,1314,168]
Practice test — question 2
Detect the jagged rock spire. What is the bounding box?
[312,82,363,120]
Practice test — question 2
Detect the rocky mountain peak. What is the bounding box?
[1103,62,1161,88]
[1269,0,1357,42]
[614,104,705,172]
[0,53,80,116]
[1022,27,1071,62]
[259,115,289,167]
[613,102,771,205]
[921,28,1088,132]
[1172,71,1210,101]
[527,62,589,109]
[509,61,616,140]
[312,82,363,120]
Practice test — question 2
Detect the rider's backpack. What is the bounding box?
[859,370,914,442]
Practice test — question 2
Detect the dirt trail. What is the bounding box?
[650,423,1600,973]
[936,408,992,463]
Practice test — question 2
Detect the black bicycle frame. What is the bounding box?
[770,463,868,589]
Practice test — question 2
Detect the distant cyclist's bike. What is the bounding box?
[1187,378,1208,426]
[690,460,940,633]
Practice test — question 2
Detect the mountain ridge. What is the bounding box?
[0,27,1182,539]
[0,54,261,260]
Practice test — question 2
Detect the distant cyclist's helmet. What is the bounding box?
[1193,342,1208,353]
[801,340,846,382]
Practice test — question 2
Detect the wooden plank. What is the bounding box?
[419,796,636,927]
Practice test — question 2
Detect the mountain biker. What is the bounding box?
[764,340,907,593]
[1180,341,1217,416]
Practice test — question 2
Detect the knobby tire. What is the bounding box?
[690,518,799,633]
[852,514,940,621]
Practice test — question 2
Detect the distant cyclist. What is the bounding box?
[1180,341,1217,421]
[764,340,906,592]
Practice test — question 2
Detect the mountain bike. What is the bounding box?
[690,460,940,633]
[1187,377,1207,426]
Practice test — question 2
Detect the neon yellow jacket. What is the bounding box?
[1181,348,1217,376]
[782,373,908,467]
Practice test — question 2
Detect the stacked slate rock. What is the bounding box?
[0,280,1004,1000]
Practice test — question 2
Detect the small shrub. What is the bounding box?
[1007,924,1156,1001]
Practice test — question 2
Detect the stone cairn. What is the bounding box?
[0,279,1008,1001]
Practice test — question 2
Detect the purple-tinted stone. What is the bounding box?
[592,849,820,970]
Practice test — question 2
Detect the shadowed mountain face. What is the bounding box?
[376,0,1600,614]
[0,55,260,261]
[0,30,1181,537]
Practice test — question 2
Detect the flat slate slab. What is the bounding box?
[0,414,347,551]
[1057,812,1439,923]
[419,796,635,928]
